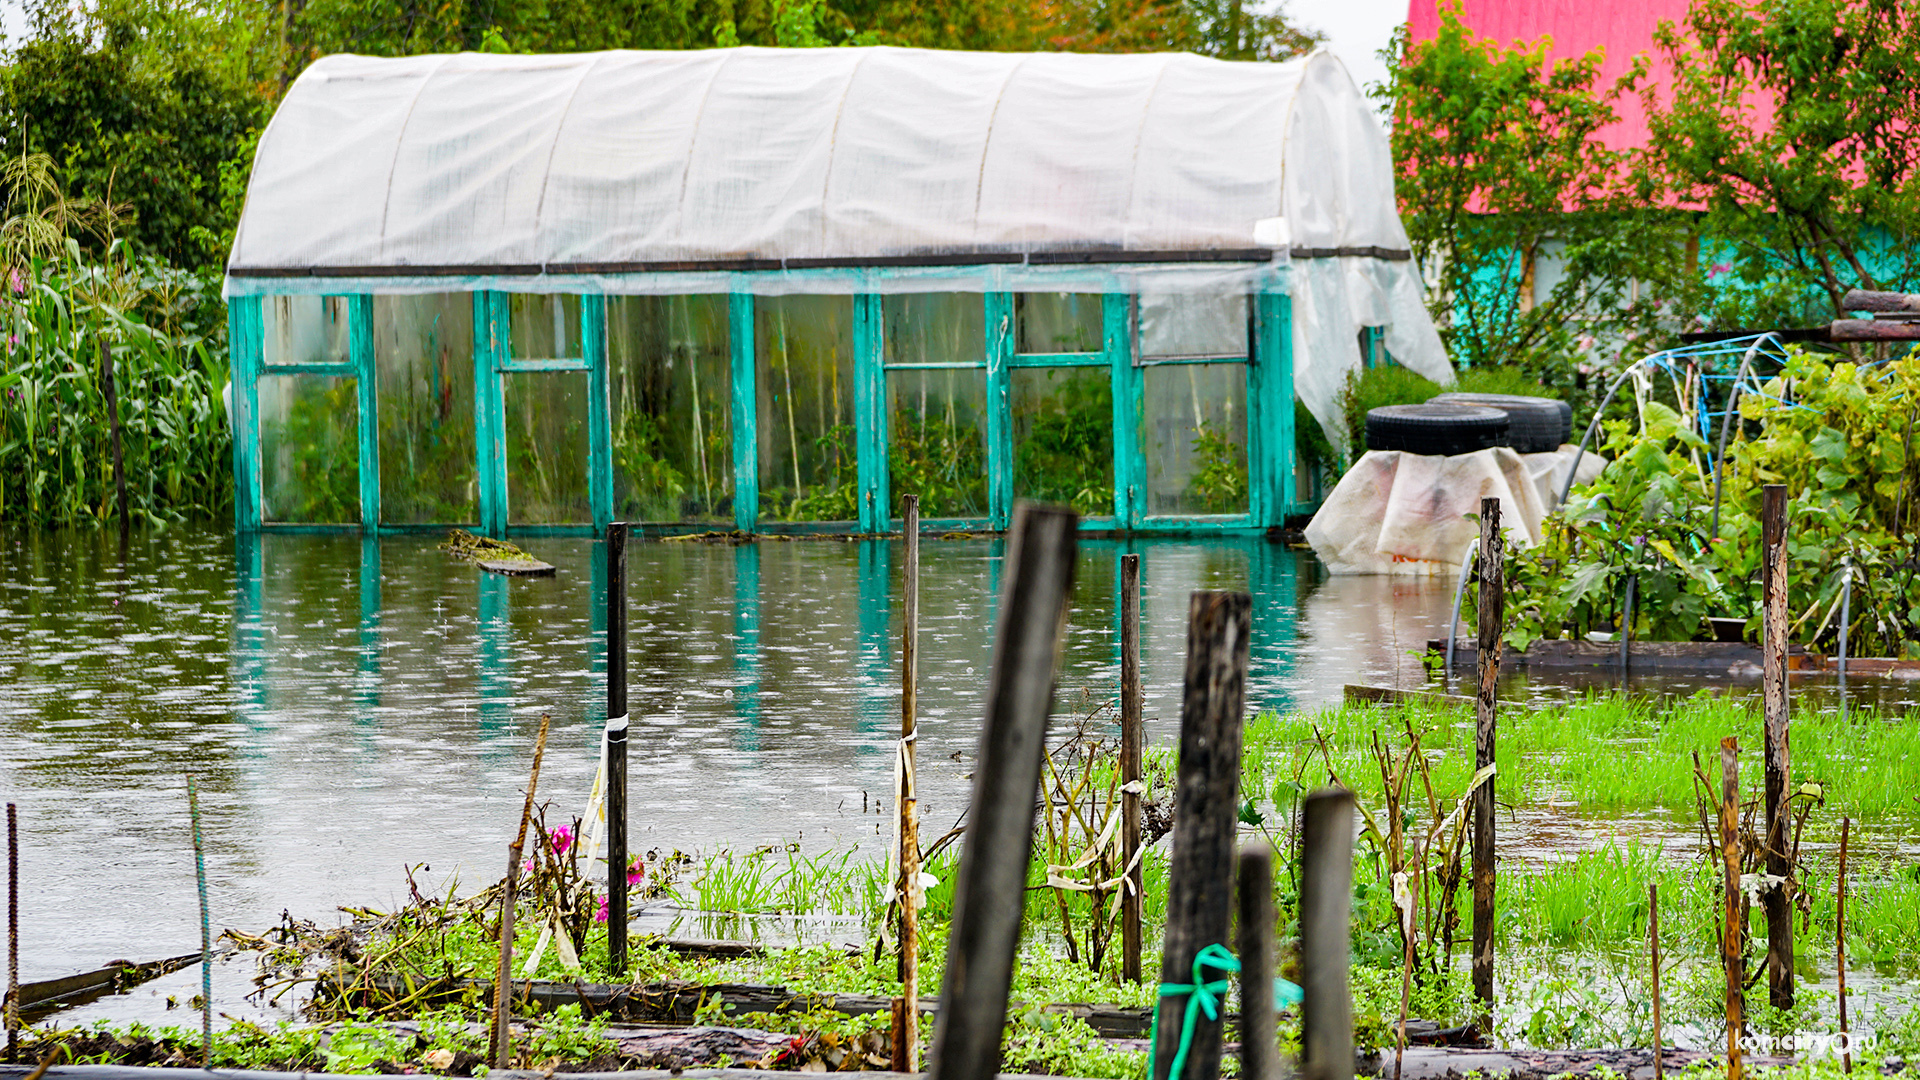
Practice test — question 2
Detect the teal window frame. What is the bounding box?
[231,281,1297,537]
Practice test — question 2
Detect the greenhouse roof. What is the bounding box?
[226,46,1412,293]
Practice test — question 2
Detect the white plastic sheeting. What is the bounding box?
[1304,446,1608,575]
[227,44,1450,445]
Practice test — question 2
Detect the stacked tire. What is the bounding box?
[1363,403,1510,456]
[1429,392,1572,453]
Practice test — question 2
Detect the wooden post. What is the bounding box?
[897,495,922,1071]
[1838,817,1852,1074]
[1300,788,1354,1080]
[889,997,909,1073]
[1720,736,1744,1080]
[101,343,128,534]
[1650,883,1662,1080]
[1760,484,1792,1011]
[606,522,630,976]
[494,715,551,1070]
[1120,552,1144,985]
[186,776,211,1068]
[6,803,16,1065]
[1471,497,1502,1024]
[926,504,1078,1080]
[1238,844,1276,1080]
[1150,591,1252,1080]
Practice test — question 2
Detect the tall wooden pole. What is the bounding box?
[926,505,1078,1080]
[493,715,549,1071]
[606,522,630,976]
[1760,484,1792,1011]
[1150,591,1252,1080]
[7,803,17,1065]
[1650,883,1662,1080]
[1300,788,1355,1080]
[1119,552,1143,984]
[1471,497,1502,1024]
[1237,844,1276,1080]
[1720,737,1744,1080]
[1838,817,1852,1074]
[897,495,922,1071]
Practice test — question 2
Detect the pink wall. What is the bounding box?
[1404,0,1692,151]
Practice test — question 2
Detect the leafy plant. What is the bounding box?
[1188,420,1247,513]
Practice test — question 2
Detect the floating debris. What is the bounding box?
[440,530,556,577]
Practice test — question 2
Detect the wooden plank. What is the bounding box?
[1471,499,1501,1025]
[1151,591,1252,1080]
[1119,553,1144,985]
[1343,685,1472,708]
[476,560,557,577]
[729,293,758,534]
[1831,319,1920,341]
[1760,484,1793,1011]
[1300,789,1354,1080]
[1841,288,1920,314]
[927,505,1079,1080]
[1432,638,1821,675]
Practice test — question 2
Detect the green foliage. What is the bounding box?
[1339,363,1443,449]
[1294,397,1339,482]
[261,377,359,522]
[612,409,689,522]
[889,406,986,519]
[1384,6,1696,397]
[1015,373,1113,517]
[1188,420,1247,513]
[1645,0,1920,325]
[1455,365,1555,400]
[999,1008,1145,1079]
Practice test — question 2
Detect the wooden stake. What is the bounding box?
[607,522,630,976]
[1720,736,1744,1080]
[926,504,1078,1080]
[101,343,128,535]
[1120,551,1144,985]
[1471,497,1502,1024]
[889,997,909,1073]
[1300,788,1354,1080]
[7,803,17,1065]
[493,714,551,1070]
[897,495,921,1072]
[1760,484,1792,1011]
[1650,882,1662,1080]
[1838,817,1852,1074]
[1238,844,1276,1080]
[185,777,211,1068]
[1150,591,1252,1080]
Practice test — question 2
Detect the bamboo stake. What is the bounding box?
[1650,882,1662,1080]
[1120,552,1143,985]
[1300,789,1354,1080]
[1838,816,1852,1074]
[493,714,551,1070]
[897,494,921,1072]
[1471,497,1502,1025]
[1760,484,1793,1011]
[186,778,211,1068]
[1720,736,1744,1080]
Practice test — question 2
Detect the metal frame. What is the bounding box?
[233,282,1302,537]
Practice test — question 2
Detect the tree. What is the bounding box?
[1386,6,1697,390]
[1643,0,1920,328]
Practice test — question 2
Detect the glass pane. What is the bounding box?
[260,375,358,522]
[1012,366,1112,517]
[1139,294,1247,358]
[888,368,987,519]
[262,295,349,367]
[756,296,855,522]
[1015,293,1102,353]
[375,294,476,524]
[884,293,984,366]
[509,294,582,361]
[1144,362,1248,516]
[505,372,590,524]
[608,295,732,523]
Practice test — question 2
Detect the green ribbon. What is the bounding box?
[1148,942,1239,1080]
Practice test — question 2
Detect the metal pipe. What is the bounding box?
[1709,335,1774,540]
[1560,359,1651,507]
[1444,541,1477,683]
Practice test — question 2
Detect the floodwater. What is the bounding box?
[0,526,1910,1026]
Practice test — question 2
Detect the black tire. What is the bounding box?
[1429,392,1572,453]
[1365,403,1511,456]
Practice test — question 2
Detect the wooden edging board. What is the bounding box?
[1429,638,1841,676]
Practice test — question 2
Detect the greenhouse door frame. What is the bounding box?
[231,282,1297,537]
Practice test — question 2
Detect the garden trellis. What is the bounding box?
[222,46,1447,535]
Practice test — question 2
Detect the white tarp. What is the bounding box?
[227,44,1450,446]
[1305,447,1608,575]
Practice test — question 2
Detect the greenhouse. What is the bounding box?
[222,45,1448,536]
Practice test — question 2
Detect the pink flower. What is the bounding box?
[594,894,609,923]
[549,825,572,855]
[627,857,645,888]
[8,270,21,295]
[522,857,535,874]
[1708,261,1732,278]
